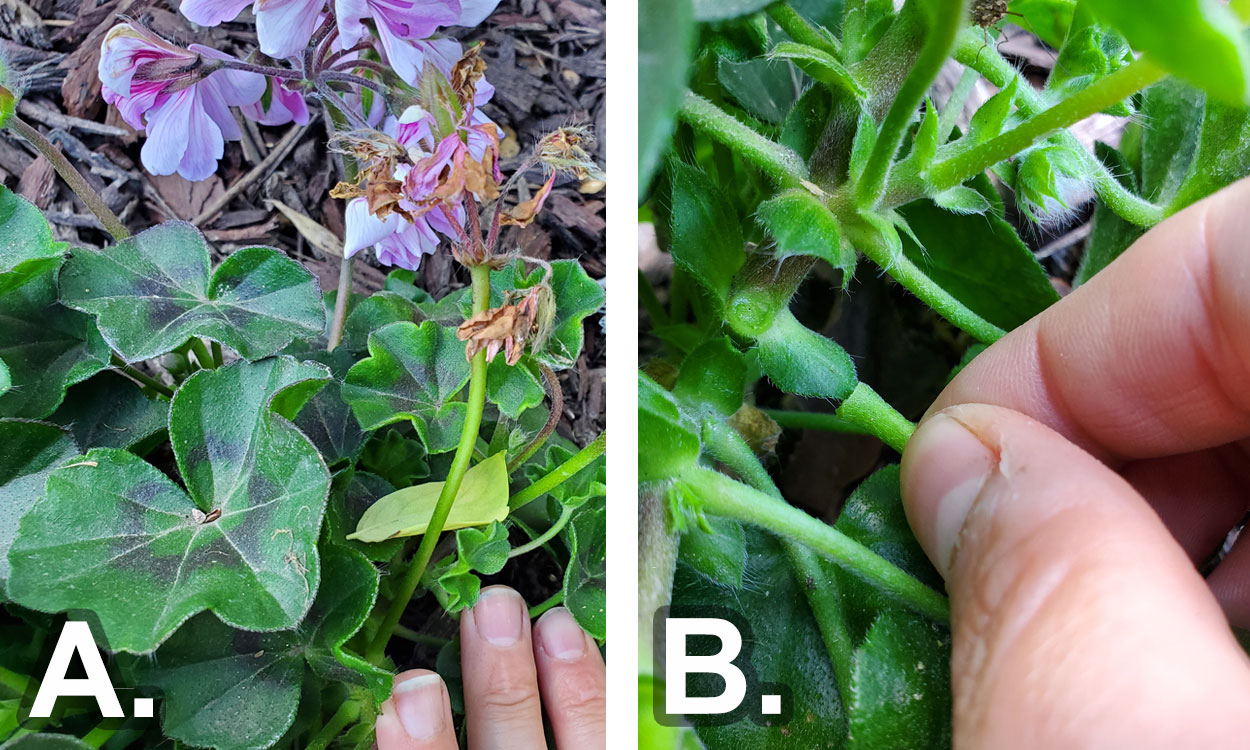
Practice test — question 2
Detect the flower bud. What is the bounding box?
[1012,141,1094,227]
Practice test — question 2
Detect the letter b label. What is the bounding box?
[665,617,746,714]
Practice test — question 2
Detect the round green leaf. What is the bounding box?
[341,320,471,453]
[0,187,64,295]
[58,222,325,363]
[0,268,110,419]
[8,357,332,653]
[0,419,77,597]
[563,502,605,639]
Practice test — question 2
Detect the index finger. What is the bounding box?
[931,176,1250,464]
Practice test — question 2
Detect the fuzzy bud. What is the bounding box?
[1012,141,1095,228]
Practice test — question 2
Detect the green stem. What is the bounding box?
[110,356,175,399]
[392,625,451,648]
[190,338,215,370]
[0,665,29,696]
[767,2,840,57]
[528,589,564,619]
[305,701,360,750]
[699,418,856,705]
[327,256,354,351]
[677,91,808,186]
[844,219,1006,343]
[855,0,965,208]
[507,364,562,473]
[681,466,949,623]
[366,264,492,664]
[938,65,979,143]
[509,430,606,511]
[762,408,863,434]
[783,541,855,705]
[508,505,574,559]
[82,722,118,749]
[7,115,130,240]
[211,341,223,367]
[927,57,1166,194]
[1090,168,1166,226]
[834,382,915,454]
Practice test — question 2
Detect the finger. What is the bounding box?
[901,404,1250,749]
[1207,527,1250,629]
[532,607,607,750]
[932,177,1250,462]
[459,586,545,750]
[375,670,458,750]
[1121,446,1250,562]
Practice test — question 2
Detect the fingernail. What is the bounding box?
[472,587,524,646]
[392,673,447,739]
[536,607,587,661]
[902,411,997,577]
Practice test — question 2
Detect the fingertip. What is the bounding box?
[901,406,998,578]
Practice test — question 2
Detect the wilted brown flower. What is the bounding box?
[536,126,601,180]
[456,283,554,365]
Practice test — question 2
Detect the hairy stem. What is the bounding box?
[111,356,175,399]
[211,341,224,367]
[927,57,1166,194]
[508,504,574,559]
[508,363,564,473]
[844,218,1006,343]
[8,115,129,239]
[190,338,215,370]
[681,466,950,623]
[366,265,492,664]
[393,625,451,647]
[305,701,359,750]
[677,91,808,186]
[937,64,979,143]
[213,59,302,79]
[320,70,388,95]
[509,430,606,511]
[767,2,841,57]
[855,0,966,208]
[834,382,915,453]
[327,256,354,350]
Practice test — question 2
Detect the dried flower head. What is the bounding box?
[536,126,601,180]
[456,282,555,365]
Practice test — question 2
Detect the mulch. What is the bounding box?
[0,0,606,437]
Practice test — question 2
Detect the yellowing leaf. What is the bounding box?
[347,452,509,542]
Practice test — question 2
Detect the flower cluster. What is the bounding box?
[97,0,501,181]
[332,48,502,270]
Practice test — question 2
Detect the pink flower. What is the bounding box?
[343,196,462,270]
[336,0,501,82]
[98,24,265,181]
[241,78,311,126]
[180,0,327,59]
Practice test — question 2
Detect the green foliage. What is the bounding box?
[59,222,325,363]
[639,1,1250,745]
[426,521,511,613]
[8,358,332,653]
[1,181,603,749]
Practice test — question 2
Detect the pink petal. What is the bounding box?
[180,0,253,26]
[344,198,402,256]
[453,0,500,27]
[256,0,326,59]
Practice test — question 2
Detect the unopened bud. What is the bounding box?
[1013,141,1094,228]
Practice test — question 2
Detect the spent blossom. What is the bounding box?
[98,24,265,181]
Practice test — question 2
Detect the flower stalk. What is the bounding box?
[510,430,606,510]
[7,115,129,240]
[367,263,492,664]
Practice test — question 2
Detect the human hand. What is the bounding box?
[374,586,606,749]
[900,177,1250,748]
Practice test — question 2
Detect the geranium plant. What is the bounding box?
[0,1,605,748]
[638,0,1250,746]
